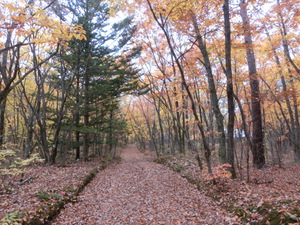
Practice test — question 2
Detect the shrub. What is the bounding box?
[203,164,232,182]
[0,210,24,224]
[0,149,43,192]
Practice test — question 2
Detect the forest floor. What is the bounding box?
[51,144,241,224]
[1,145,299,224]
[158,152,300,224]
[0,156,111,224]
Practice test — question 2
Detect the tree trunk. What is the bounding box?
[24,116,34,158]
[75,76,81,160]
[83,70,89,161]
[0,31,12,148]
[223,0,236,178]
[154,98,165,154]
[240,0,265,169]
[0,99,7,147]
[191,13,227,164]
[108,110,114,153]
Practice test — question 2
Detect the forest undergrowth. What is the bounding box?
[155,153,300,225]
[0,155,120,225]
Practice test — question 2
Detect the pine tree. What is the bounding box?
[52,0,141,162]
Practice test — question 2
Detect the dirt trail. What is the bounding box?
[52,144,240,224]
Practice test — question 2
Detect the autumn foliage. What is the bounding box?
[122,0,300,173]
[1,0,300,224]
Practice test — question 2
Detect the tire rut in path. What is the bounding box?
[52,144,240,224]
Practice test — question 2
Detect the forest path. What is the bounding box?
[52,144,239,224]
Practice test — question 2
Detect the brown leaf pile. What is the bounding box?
[0,161,101,223]
[6,144,295,225]
[161,153,300,224]
[52,145,241,224]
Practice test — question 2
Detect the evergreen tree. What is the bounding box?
[53,0,141,162]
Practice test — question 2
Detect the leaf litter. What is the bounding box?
[0,161,101,223]
[160,152,300,224]
[52,145,241,224]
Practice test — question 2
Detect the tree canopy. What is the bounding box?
[1,0,300,172]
